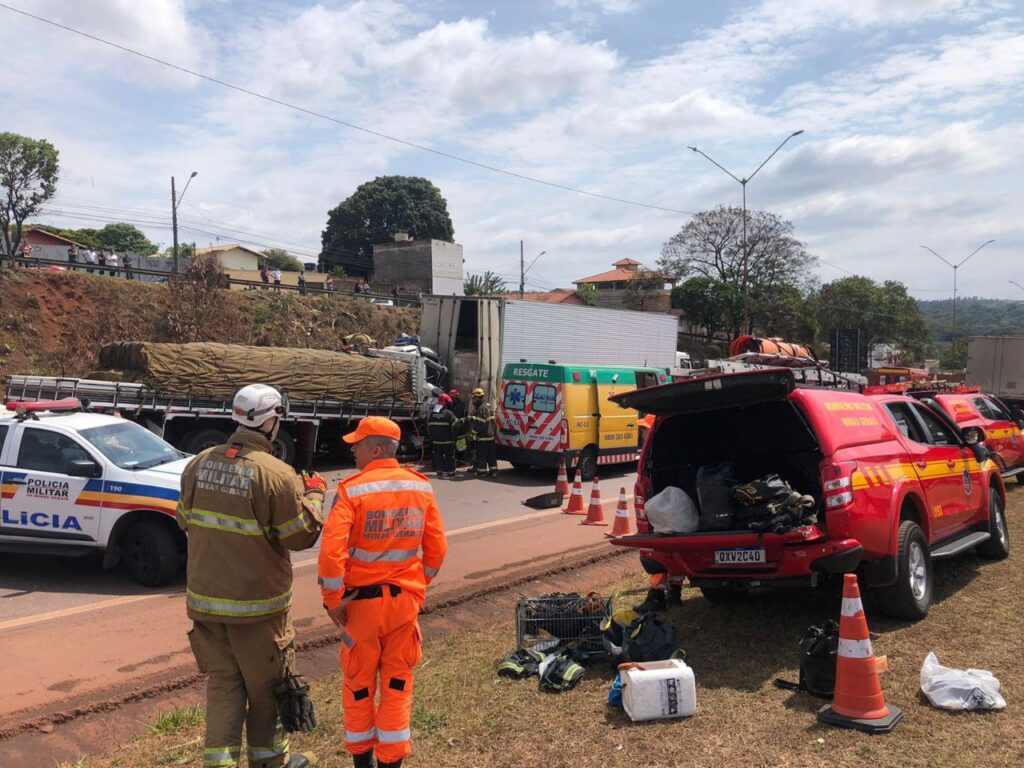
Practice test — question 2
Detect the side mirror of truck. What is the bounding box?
[961,426,985,446]
[67,459,101,478]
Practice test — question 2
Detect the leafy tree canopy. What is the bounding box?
[96,222,158,255]
[261,247,303,271]
[320,176,454,277]
[672,276,742,342]
[464,271,507,296]
[1,132,59,260]
[575,282,598,306]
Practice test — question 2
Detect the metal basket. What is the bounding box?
[515,592,612,659]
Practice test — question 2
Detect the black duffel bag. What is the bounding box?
[774,620,839,698]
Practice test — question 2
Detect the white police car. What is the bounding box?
[0,399,189,585]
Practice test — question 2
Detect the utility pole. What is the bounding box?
[171,176,179,274]
[519,239,524,299]
[919,240,994,337]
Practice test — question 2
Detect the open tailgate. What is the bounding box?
[610,368,795,416]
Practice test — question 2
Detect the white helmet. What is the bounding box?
[232,384,288,428]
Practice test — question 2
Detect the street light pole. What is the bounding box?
[1009,280,1024,296]
[688,130,804,334]
[919,239,994,337]
[171,171,198,274]
[518,243,547,298]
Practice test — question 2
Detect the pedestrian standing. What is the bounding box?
[318,417,448,768]
[260,266,270,289]
[83,246,96,273]
[122,252,134,280]
[177,384,327,768]
[272,268,283,292]
[391,285,400,301]
[109,251,118,277]
[67,245,79,269]
[97,250,107,274]
[297,271,306,296]
[21,241,34,266]
[325,275,335,293]
[428,394,459,477]
[469,387,498,477]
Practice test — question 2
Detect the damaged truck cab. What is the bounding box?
[612,369,1009,621]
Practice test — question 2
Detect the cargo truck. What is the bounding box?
[966,336,1024,411]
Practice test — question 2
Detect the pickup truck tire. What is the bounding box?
[577,446,598,482]
[121,521,179,587]
[976,491,1010,560]
[699,587,750,604]
[181,427,230,454]
[877,521,931,621]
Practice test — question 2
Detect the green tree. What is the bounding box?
[752,282,819,340]
[575,282,598,306]
[320,176,455,277]
[1,132,59,261]
[261,247,303,271]
[60,227,101,249]
[939,337,969,370]
[671,276,740,342]
[620,268,666,311]
[464,271,507,296]
[95,223,158,255]
[161,241,195,260]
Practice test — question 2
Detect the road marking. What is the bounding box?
[0,496,627,631]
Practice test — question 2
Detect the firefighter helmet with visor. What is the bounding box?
[232,384,288,428]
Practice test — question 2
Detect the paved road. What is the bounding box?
[0,460,637,724]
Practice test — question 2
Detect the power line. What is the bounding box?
[2,2,693,216]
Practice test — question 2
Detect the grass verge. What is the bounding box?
[78,493,1024,767]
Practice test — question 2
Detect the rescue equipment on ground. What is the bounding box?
[619,658,697,722]
[497,648,548,680]
[539,648,587,692]
[562,476,586,515]
[521,491,564,510]
[818,574,903,733]
[516,592,611,658]
[695,464,739,531]
[600,611,680,664]
[608,672,624,709]
[773,620,840,698]
[920,652,1006,711]
[644,486,699,534]
[274,673,318,733]
[732,474,816,534]
[581,477,608,526]
[606,487,635,538]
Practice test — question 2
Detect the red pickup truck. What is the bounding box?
[611,369,1009,620]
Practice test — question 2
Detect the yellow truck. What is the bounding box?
[495,362,668,480]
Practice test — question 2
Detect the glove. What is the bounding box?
[302,471,327,495]
[274,673,318,733]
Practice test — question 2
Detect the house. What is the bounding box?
[194,244,264,271]
[517,288,585,305]
[11,227,88,261]
[372,234,464,296]
[572,258,676,310]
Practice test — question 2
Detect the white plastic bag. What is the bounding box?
[644,486,699,534]
[920,652,1006,711]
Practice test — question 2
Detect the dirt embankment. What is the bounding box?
[0,271,419,381]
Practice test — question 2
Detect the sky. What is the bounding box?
[5,0,1023,299]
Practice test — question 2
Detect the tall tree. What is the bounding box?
[671,276,741,342]
[261,247,303,271]
[96,222,158,255]
[622,268,666,311]
[320,176,455,277]
[575,282,598,306]
[464,271,507,296]
[1,133,59,261]
[659,205,814,332]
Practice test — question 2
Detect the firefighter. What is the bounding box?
[635,573,685,613]
[428,393,458,477]
[469,387,498,477]
[318,417,448,768]
[448,389,469,466]
[177,384,327,768]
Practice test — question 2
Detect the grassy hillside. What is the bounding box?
[918,297,1024,342]
[0,270,419,382]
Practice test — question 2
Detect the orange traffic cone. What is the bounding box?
[562,477,586,515]
[582,477,607,526]
[606,488,634,537]
[554,458,569,497]
[818,574,903,733]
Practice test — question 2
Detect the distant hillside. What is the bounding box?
[917,297,1024,342]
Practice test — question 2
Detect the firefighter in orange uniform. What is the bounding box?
[319,417,448,768]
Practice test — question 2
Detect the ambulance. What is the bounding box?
[495,362,668,480]
[0,398,188,586]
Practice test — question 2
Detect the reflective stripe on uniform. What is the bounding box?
[247,744,288,761]
[187,508,264,536]
[345,480,434,498]
[424,565,440,578]
[318,576,344,590]
[377,727,411,743]
[350,546,419,563]
[341,628,355,648]
[275,513,312,539]
[203,746,240,767]
[186,589,291,617]
[345,726,377,743]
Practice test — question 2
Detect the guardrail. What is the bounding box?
[2,255,422,308]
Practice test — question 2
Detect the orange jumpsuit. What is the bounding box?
[318,459,447,764]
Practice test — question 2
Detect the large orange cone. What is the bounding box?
[818,574,903,733]
[581,477,607,526]
[554,458,569,497]
[606,487,635,537]
[562,477,586,515]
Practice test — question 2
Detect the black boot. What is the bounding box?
[353,751,375,768]
[668,584,683,605]
[634,588,667,613]
[378,761,403,768]
[286,754,314,768]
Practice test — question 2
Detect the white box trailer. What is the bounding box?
[967,336,1024,408]
[418,296,679,396]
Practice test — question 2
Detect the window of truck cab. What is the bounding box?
[503,383,527,411]
[532,384,558,413]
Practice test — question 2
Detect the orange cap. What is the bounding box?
[342,416,402,444]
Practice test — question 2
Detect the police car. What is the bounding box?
[0,398,189,585]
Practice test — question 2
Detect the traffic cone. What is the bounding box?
[817,574,903,733]
[581,477,607,526]
[562,477,586,515]
[606,488,635,537]
[554,458,569,497]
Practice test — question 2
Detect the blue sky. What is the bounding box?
[6,0,1023,298]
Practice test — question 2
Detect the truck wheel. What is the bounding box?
[121,521,179,587]
[181,427,230,455]
[577,446,598,482]
[699,587,750,604]
[877,521,931,621]
[976,490,1010,560]
[271,429,296,465]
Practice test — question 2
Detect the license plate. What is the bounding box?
[714,548,766,565]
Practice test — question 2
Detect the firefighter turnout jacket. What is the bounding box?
[318,459,448,609]
[469,402,496,441]
[176,428,325,623]
[427,406,458,445]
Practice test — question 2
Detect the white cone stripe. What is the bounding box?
[838,637,874,659]
[841,597,864,617]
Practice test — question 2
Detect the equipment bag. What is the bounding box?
[695,464,739,531]
[773,620,839,698]
[539,649,586,692]
[621,613,679,664]
[497,648,547,680]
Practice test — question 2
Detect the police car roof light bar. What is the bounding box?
[6,397,84,418]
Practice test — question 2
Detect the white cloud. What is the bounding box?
[553,0,641,14]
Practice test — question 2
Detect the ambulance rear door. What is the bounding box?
[596,368,638,451]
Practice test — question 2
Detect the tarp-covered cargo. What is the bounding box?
[95,342,414,404]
